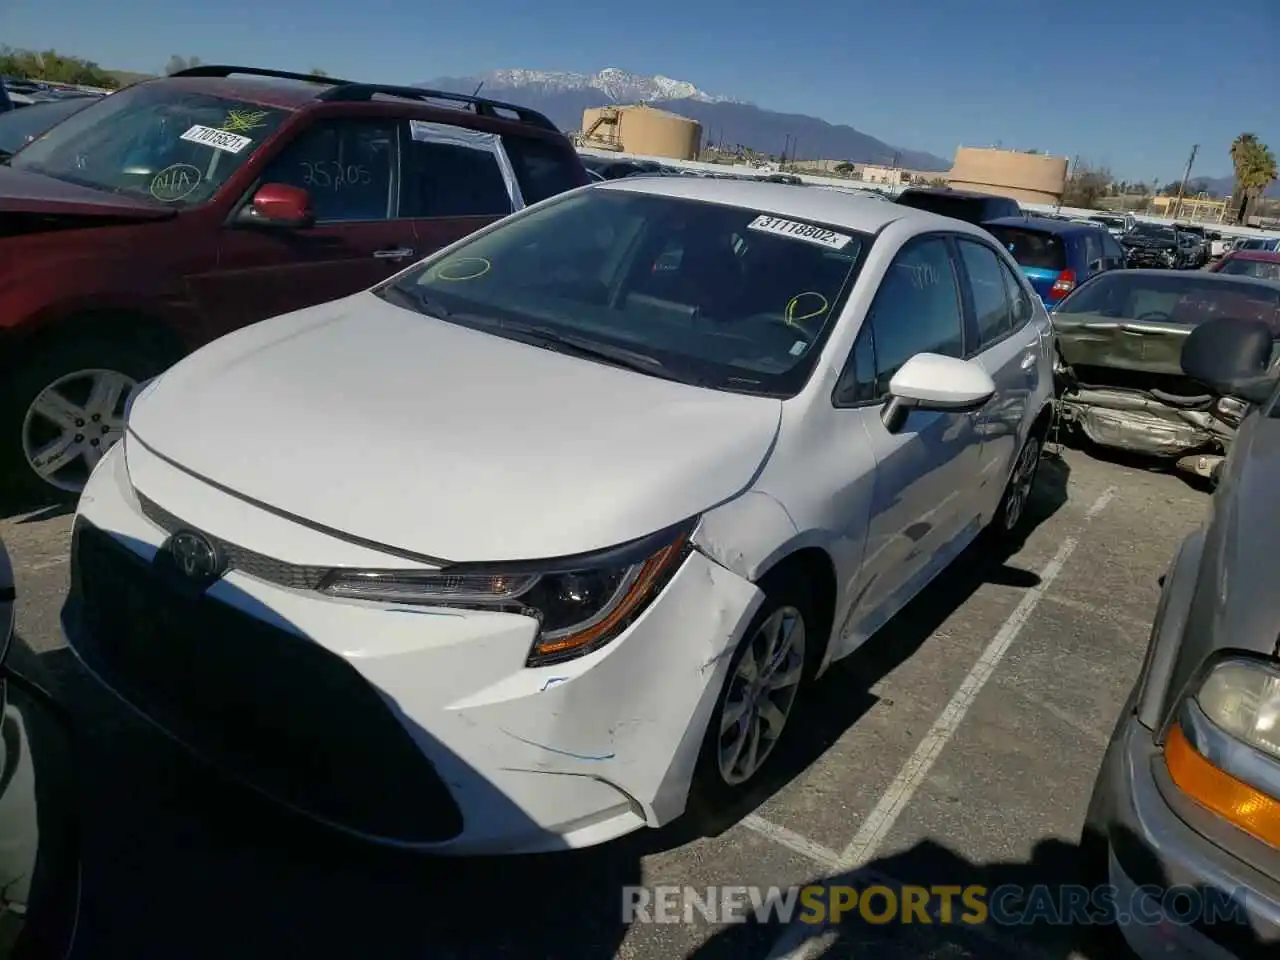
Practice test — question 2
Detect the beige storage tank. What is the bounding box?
[946,147,1069,205]
[580,104,703,160]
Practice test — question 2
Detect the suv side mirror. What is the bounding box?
[881,353,996,433]
[238,182,315,229]
[1181,317,1277,406]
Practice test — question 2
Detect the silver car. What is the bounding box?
[1084,314,1280,958]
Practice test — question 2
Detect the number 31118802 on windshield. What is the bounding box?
[299,160,372,190]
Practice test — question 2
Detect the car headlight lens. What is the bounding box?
[1163,658,1280,848]
[319,521,695,666]
[1196,660,1280,762]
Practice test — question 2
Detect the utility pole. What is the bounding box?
[1056,154,1079,214]
[1171,144,1199,221]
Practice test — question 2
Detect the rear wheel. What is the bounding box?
[989,425,1046,542]
[0,330,177,505]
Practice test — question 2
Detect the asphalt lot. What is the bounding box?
[0,442,1209,960]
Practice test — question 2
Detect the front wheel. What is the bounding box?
[0,331,176,505]
[688,572,816,815]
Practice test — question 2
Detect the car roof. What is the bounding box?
[983,215,1096,236]
[1227,249,1280,263]
[896,186,1015,203]
[599,175,959,234]
[145,75,329,110]
[1096,268,1280,292]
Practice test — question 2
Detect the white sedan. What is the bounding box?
[63,177,1056,854]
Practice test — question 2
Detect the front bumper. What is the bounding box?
[62,443,763,855]
[1089,713,1280,958]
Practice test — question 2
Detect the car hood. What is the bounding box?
[0,164,175,220]
[127,292,784,563]
[1208,415,1280,659]
[1122,235,1176,249]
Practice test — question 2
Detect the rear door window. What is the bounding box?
[502,134,584,204]
[1083,230,1103,268]
[1100,231,1125,262]
[985,226,1066,271]
[398,121,515,219]
[957,239,1013,348]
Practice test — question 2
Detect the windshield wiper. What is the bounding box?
[487,320,676,378]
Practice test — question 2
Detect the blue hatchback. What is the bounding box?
[983,216,1127,307]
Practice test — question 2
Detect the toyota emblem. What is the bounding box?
[167,530,223,582]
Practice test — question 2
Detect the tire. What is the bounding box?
[988,423,1046,543]
[687,570,818,817]
[0,328,179,506]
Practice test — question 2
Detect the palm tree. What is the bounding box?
[1229,134,1278,224]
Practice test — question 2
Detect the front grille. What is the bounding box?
[68,521,463,844]
[137,493,331,591]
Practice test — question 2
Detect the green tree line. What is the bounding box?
[0,45,120,88]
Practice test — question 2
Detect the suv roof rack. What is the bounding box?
[316,83,559,132]
[168,65,353,85]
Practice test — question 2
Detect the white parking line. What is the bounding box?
[741,815,843,871]
[764,486,1115,959]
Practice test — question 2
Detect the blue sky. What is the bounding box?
[3,0,1276,182]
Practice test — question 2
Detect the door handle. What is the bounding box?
[373,248,415,260]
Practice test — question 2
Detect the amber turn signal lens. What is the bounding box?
[1164,722,1280,849]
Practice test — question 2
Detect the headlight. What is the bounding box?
[319,520,695,666]
[1196,660,1280,761]
[1164,658,1280,849]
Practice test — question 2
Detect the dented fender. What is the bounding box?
[692,490,801,582]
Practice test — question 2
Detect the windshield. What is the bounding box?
[986,226,1066,270]
[1218,256,1280,282]
[0,96,95,159]
[381,187,870,396]
[1090,216,1123,228]
[1056,271,1280,332]
[11,83,289,206]
[1129,223,1176,242]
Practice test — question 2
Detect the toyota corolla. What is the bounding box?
[62,177,1056,854]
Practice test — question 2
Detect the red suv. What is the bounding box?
[0,66,589,502]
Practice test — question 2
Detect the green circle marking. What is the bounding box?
[435,257,491,282]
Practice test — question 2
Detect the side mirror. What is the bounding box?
[238,182,315,229]
[1088,258,1104,273]
[1181,317,1277,406]
[882,353,996,433]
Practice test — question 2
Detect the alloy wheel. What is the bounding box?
[21,368,137,493]
[717,605,806,786]
[1002,437,1041,532]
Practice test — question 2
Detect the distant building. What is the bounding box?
[946,147,1069,205]
[578,104,703,160]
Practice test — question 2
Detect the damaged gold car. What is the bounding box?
[1051,269,1280,481]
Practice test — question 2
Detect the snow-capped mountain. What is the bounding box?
[451,67,737,104]
[421,68,952,172]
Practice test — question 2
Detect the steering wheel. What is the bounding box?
[1134,310,1172,323]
